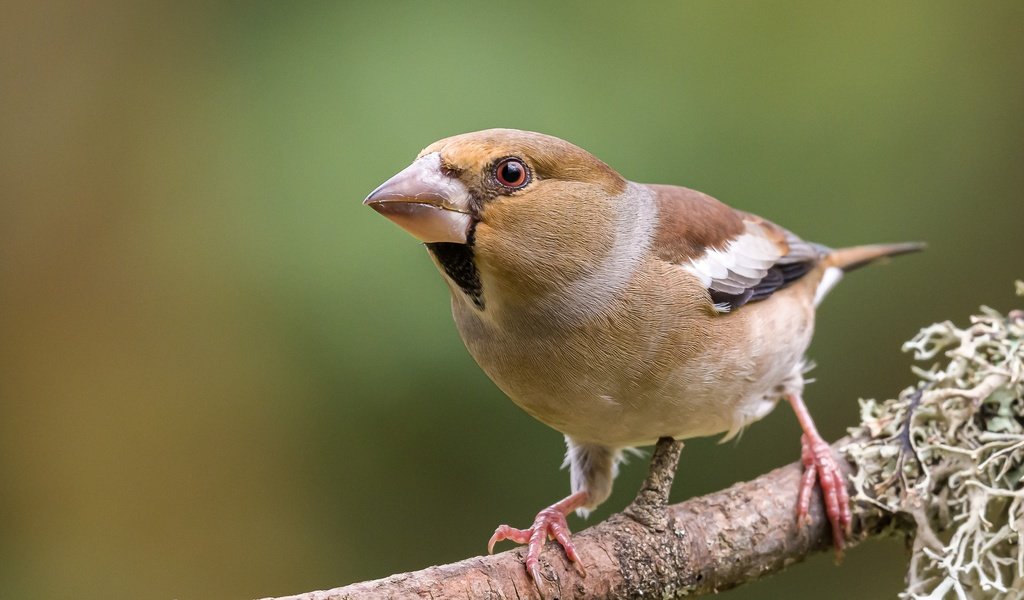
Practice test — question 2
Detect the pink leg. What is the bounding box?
[487,490,589,583]
[787,393,852,557]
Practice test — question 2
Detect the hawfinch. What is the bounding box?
[364,129,922,582]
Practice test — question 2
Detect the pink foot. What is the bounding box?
[796,433,852,556]
[487,491,588,582]
[787,393,851,558]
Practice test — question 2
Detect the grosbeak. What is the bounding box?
[364,129,922,583]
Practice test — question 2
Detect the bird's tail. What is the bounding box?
[825,241,926,273]
[812,241,925,306]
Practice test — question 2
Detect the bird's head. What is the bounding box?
[364,129,641,315]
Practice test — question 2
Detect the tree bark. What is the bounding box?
[263,438,892,600]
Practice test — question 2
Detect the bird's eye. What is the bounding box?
[494,158,529,189]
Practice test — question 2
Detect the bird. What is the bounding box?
[363,128,923,584]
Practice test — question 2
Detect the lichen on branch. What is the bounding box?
[843,282,1024,599]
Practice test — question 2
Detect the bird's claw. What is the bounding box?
[488,506,585,582]
[796,433,852,558]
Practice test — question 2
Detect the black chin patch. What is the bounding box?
[425,242,483,309]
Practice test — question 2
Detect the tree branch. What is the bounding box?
[263,437,895,600]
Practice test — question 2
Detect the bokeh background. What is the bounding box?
[3,2,1023,598]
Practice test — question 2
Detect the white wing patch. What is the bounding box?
[683,222,783,295]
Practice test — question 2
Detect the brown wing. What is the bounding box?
[646,184,827,311]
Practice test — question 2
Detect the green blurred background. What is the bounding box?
[2,2,1022,598]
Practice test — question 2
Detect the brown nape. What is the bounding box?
[421,129,627,195]
[647,184,747,263]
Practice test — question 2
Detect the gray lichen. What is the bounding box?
[843,282,1024,599]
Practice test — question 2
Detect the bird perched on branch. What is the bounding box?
[364,129,922,584]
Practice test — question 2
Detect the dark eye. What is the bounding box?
[494,158,529,189]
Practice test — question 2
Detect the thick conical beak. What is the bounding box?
[363,152,473,244]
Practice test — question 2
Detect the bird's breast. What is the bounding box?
[450,261,822,447]
[450,258,709,443]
